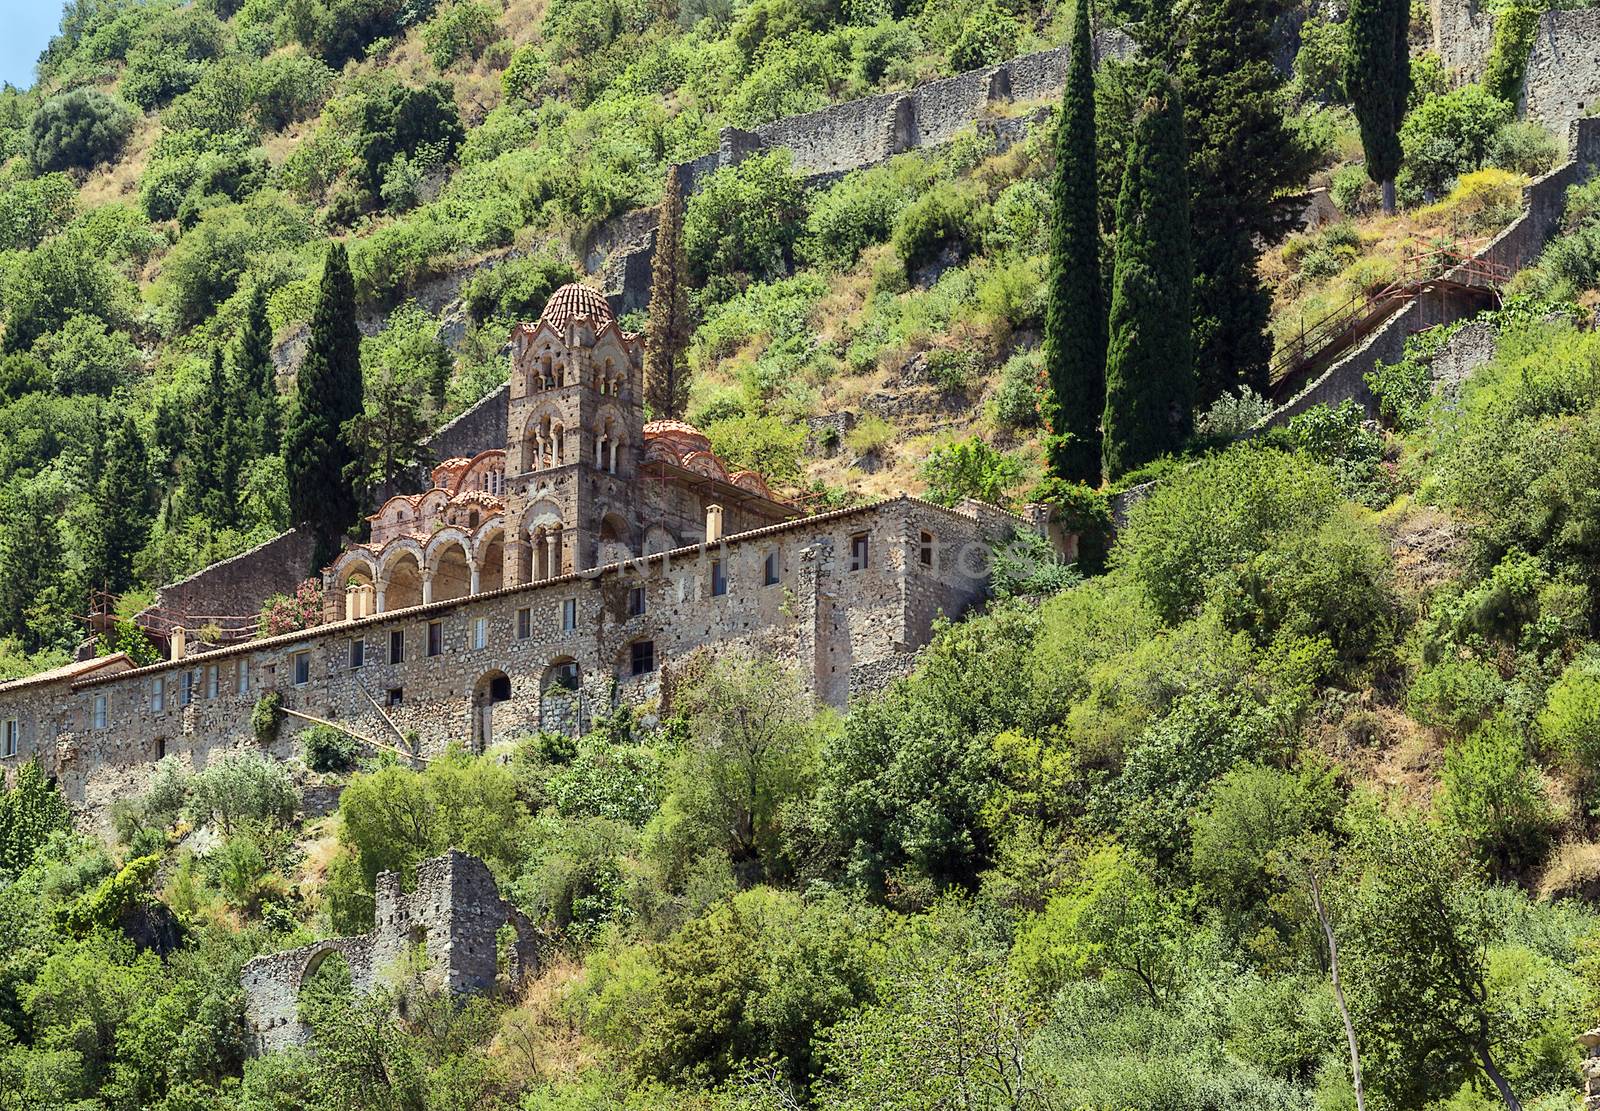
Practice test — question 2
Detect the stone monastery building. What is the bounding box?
[0,285,1046,817]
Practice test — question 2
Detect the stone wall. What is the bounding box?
[425,382,510,470]
[1522,9,1600,152]
[1430,0,1493,84]
[3,498,1031,819]
[240,850,540,1054]
[142,528,318,629]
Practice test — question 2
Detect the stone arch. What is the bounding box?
[891,94,917,154]
[597,510,633,565]
[329,552,379,620]
[426,530,474,602]
[378,544,425,612]
[520,403,567,471]
[593,404,628,474]
[643,525,677,555]
[474,523,506,594]
[471,670,513,751]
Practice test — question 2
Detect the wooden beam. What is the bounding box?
[278,706,428,764]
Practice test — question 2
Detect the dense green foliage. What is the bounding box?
[1344,0,1409,203]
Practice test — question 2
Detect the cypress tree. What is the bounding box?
[1042,0,1106,485]
[644,165,691,419]
[1345,0,1410,214]
[285,243,363,560]
[1102,72,1194,480]
[88,414,153,595]
[1182,0,1321,402]
[234,285,280,457]
[191,347,244,527]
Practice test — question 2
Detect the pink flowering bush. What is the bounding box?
[258,579,324,638]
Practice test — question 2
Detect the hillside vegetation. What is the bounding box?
[8,0,1600,1109]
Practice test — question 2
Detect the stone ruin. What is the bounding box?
[240,849,541,1055]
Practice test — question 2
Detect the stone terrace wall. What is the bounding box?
[1522,9,1600,149]
[241,850,539,1054]
[1268,118,1600,425]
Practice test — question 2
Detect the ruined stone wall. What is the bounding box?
[7,499,1023,820]
[1430,0,1493,84]
[1522,9,1600,153]
[144,528,318,628]
[240,850,539,1055]
[426,383,509,472]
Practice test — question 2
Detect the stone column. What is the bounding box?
[469,566,481,595]
[545,533,560,579]
[375,585,387,614]
[422,571,434,604]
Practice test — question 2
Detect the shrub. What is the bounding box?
[893,184,979,276]
[704,414,806,485]
[991,529,1080,599]
[1398,85,1513,204]
[1414,168,1526,236]
[0,173,77,251]
[1,233,130,354]
[32,314,140,396]
[1408,656,1504,734]
[1195,388,1272,442]
[421,0,501,70]
[1482,3,1541,104]
[1366,327,1444,433]
[252,692,282,743]
[684,151,808,302]
[800,167,910,271]
[993,349,1044,430]
[1115,446,1341,624]
[156,191,314,327]
[1439,716,1554,875]
[1330,163,1379,216]
[351,80,466,201]
[921,437,1023,507]
[461,252,579,322]
[501,43,548,102]
[1293,15,1346,103]
[188,749,298,832]
[949,3,1020,72]
[247,52,335,131]
[27,89,133,172]
[302,724,360,773]
[1490,120,1560,178]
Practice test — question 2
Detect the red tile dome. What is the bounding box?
[538,284,615,332]
[643,419,714,461]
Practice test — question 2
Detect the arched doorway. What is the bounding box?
[471,671,513,752]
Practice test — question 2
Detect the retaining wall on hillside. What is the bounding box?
[1268,117,1600,425]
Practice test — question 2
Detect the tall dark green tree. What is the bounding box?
[234,285,280,457]
[1345,0,1410,213]
[86,414,153,595]
[1042,0,1106,485]
[1102,72,1194,481]
[285,243,363,562]
[1182,0,1322,402]
[190,347,244,527]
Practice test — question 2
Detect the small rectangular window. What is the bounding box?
[350,639,365,669]
[516,607,532,640]
[562,598,577,632]
[919,530,936,568]
[151,677,165,713]
[156,736,166,759]
[427,621,443,657]
[182,671,195,707]
[237,661,249,695]
[630,639,655,676]
[205,665,219,699]
[710,559,727,597]
[849,532,870,571]
[387,687,404,707]
[473,616,488,650]
[763,551,779,586]
[390,629,405,664]
[2,719,17,758]
[92,695,107,730]
[293,651,311,686]
[628,586,646,616]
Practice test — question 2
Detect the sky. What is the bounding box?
[1,1,65,90]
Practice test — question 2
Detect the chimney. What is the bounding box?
[705,504,724,543]
[346,582,360,621]
[170,625,186,661]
